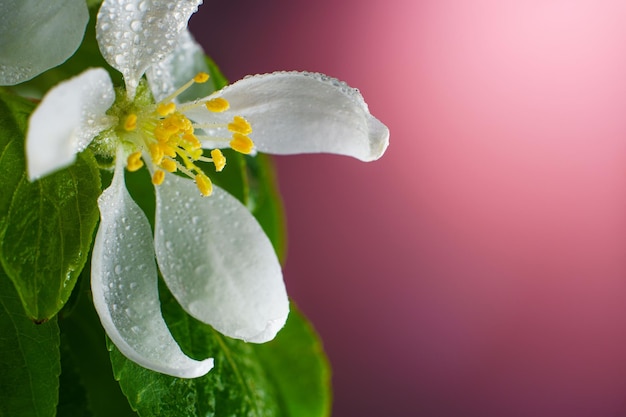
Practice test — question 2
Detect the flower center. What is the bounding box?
[119,72,254,197]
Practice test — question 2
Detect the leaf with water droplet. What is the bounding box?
[109,282,330,417]
[0,90,100,320]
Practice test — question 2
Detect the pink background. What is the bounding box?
[193,1,626,416]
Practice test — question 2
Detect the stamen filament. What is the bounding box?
[160,72,210,104]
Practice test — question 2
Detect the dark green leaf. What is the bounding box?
[59,270,137,417]
[57,334,93,417]
[0,266,60,417]
[0,91,101,321]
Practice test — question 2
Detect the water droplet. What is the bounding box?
[130,20,141,32]
[114,264,123,274]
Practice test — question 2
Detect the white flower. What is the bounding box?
[0,0,89,85]
[25,0,389,379]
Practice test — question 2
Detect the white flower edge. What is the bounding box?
[26,68,115,180]
[96,0,203,98]
[0,0,88,85]
[92,155,213,378]
[154,172,289,343]
[185,71,390,162]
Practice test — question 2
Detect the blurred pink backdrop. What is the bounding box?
[192,1,626,416]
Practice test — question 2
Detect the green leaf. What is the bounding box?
[0,90,101,321]
[59,271,137,417]
[253,306,331,417]
[245,154,287,262]
[109,283,329,417]
[0,266,61,417]
[205,56,230,92]
[57,334,93,417]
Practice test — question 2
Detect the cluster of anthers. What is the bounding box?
[120,72,253,197]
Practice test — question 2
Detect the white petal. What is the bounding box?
[92,158,213,378]
[26,68,115,180]
[146,30,211,103]
[96,0,203,99]
[154,175,288,343]
[0,0,88,85]
[185,71,389,161]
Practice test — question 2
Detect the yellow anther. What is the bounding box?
[205,97,230,113]
[195,172,213,197]
[152,170,165,185]
[161,144,177,158]
[157,102,176,116]
[149,144,164,164]
[228,116,252,135]
[154,125,173,142]
[211,149,226,172]
[230,133,255,154]
[193,72,210,83]
[181,133,201,149]
[160,158,177,172]
[124,114,138,131]
[126,151,144,172]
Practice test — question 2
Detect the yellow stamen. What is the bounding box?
[230,133,255,154]
[126,151,144,172]
[210,149,226,172]
[195,172,213,196]
[157,102,176,116]
[160,158,177,172]
[205,97,230,113]
[193,72,210,83]
[149,144,164,164]
[124,114,137,131]
[152,170,165,185]
[228,116,252,135]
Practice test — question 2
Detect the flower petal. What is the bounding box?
[26,68,115,180]
[154,175,288,343]
[0,0,88,85]
[146,30,211,103]
[186,71,389,161]
[96,0,203,98]
[92,158,213,378]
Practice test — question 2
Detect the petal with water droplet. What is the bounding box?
[92,158,213,378]
[185,71,389,161]
[154,174,288,343]
[0,0,88,85]
[146,30,210,103]
[96,0,202,99]
[26,68,115,180]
